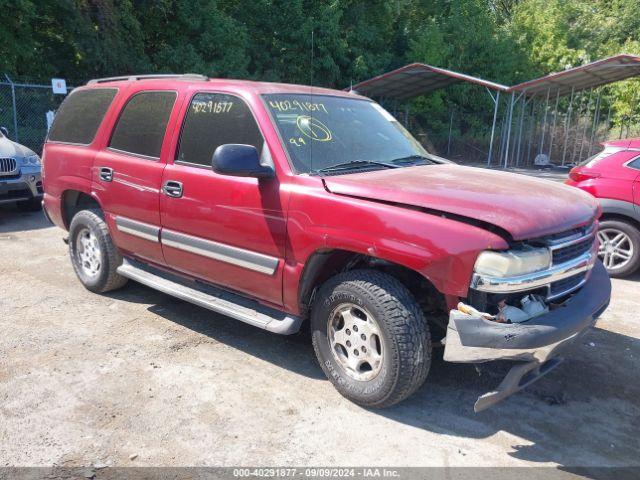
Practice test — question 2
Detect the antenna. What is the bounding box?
[310,29,315,87]
[310,28,315,172]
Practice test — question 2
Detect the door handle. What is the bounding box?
[163,180,183,198]
[99,167,114,182]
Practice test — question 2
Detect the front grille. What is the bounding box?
[0,157,17,175]
[552,237,594,264]
[550,272,587,299]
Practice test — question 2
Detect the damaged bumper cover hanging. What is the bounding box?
[444,261,611,412]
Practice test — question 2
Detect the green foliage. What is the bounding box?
[2,0,640,149]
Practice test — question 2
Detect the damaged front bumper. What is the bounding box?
[444,261,611,412]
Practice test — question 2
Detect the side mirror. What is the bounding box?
[211,144,274,178]
[0,126,8,137]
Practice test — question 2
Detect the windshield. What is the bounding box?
[264,94,430,174]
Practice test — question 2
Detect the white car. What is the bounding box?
[0,127,42,211]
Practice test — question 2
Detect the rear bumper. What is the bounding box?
[444,260,611,410]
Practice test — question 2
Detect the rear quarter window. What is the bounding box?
[47,88,118,145]
[628,156,640,170]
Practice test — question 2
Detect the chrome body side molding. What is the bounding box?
[161,229,279,275]
[115,216,160,242]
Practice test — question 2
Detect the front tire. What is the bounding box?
[311,270,431,408]
[598,219,640,278]
[68,209,128,293]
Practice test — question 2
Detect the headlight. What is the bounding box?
[474,247,551,277]
[22,154,41,166]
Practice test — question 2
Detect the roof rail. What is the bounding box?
[87,73,208,85]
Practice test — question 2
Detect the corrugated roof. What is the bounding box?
[350,54,640,100]
[350,63,509,100]
[511,54,640,97]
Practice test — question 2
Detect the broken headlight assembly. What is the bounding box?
[473,247,551,278]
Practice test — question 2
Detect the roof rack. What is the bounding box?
[87,73,208,85]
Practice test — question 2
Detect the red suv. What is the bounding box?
[42,74,610,411]
[567,139,640,277]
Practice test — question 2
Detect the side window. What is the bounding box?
[177,93,263,167]
[628,156,640,170]
[109,91,177,158]
[48,88,118,145]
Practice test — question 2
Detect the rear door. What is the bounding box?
[93,88,179,265]
[159,91,288,306]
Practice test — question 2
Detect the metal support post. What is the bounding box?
[547,90,561,160]
[588,89,602,156]
[562,87,575,165]
[503,92,515,169]
[447,109,454,156]
[487,89,500,166]
[4,74,19,142]
[539,88,551,154]
[578,88,594,162]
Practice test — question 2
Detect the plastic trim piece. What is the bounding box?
[115,216,160,242]
[161,229,279,275]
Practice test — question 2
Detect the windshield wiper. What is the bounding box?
[312,160,400,175]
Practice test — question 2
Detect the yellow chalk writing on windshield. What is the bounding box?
[296,115,332,142]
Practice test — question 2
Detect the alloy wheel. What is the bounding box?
[76,227,102,277]
[598,228,634,270]
[327,303,383,381]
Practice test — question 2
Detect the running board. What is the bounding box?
[117,258,302,335]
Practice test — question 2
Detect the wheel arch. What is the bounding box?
[600,212,640,231]
[298,248,447,322]
[61,189,103,229]
[599,198,640,230]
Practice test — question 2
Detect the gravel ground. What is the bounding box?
[1,205,639,469]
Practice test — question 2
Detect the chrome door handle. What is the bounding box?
[163,180,183,198]
[99,167,114,182]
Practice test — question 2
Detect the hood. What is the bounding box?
[323,164,598,241]
[0,135,35,159]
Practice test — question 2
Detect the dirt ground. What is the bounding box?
[1,205,639,469]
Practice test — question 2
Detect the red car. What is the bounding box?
[567,139,640,277]
[42,75,610,411]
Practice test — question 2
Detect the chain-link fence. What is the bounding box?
[0,75,76,154]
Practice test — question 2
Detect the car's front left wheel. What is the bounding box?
[68,209,128,293]
[311,270,431,408]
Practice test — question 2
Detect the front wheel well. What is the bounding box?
[600,212,640,231]
[61,190,102,229]
[299,249,448,328]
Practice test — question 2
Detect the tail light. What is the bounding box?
[569,168,601,182]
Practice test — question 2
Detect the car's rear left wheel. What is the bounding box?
[69,209,128,293]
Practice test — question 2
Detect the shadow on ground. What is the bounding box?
[0,204,50,233]
[108,281,640,470]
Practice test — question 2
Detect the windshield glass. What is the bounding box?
[264,94,429,174]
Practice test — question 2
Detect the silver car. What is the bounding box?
[0,127,42,211]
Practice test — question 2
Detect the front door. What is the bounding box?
[94,89,178,265]
[160,92,288,306]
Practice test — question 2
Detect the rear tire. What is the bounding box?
[311,270,431,408]
[68,209,128,293]
[598,219,640,278]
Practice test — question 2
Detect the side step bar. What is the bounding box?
[117,258,302,335]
